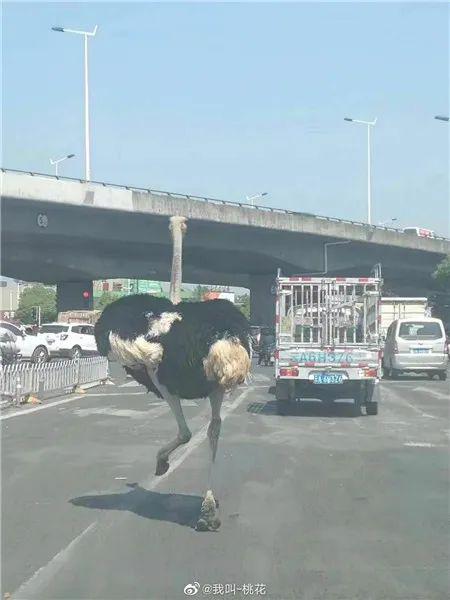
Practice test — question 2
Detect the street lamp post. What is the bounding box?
[52,25,98,181]
[49,153,75,176]
[344,116,377,224]
[246,192,268,207]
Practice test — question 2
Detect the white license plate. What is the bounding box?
[313,373,344,384]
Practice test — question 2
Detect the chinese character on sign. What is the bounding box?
[242,583,254,595]
[254,584,267,595]
[212,583,224,595]
[224,584,236,595]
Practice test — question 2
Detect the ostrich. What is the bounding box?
[94,216,251,531]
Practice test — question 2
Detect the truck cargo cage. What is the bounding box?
[276,276,382,347]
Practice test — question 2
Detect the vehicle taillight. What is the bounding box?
[274,349,279,360]
[364,367,378,378]
[393,341,399,354]
[444,340,449,354]
[280,367,299,377]
[60,334,68,340]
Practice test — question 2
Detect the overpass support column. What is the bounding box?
[249,274,275,327]
[57,281,93,313]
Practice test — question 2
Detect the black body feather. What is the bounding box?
[94,294,250,399]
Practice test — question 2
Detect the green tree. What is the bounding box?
[236,294,250,319]
[94,292,120,311]
[433,255,450,290]
[16,284,57,324]
[192,285,211,301]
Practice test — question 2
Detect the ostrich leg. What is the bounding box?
[154,390,191,476]
[197,386,224,531]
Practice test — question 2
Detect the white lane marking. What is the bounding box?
[119,381,144,388]
[73,407,151,419]
[411,386,449,400]
[0,395,85,421]
[11,521,97,600]
[86,392,146,397]
[9,385,254,597]
[404,442,443,448]
[384,387,439,420]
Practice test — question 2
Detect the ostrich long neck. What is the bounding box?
[169,216,187,305]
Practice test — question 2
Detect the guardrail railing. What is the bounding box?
[3,167,447,240]
[0,356,109,407]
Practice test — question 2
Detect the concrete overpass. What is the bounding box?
[1,169,449,324]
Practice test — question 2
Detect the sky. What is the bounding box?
[2,1,449,235]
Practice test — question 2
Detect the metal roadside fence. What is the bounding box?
[0,356,109,407]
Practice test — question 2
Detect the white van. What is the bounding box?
[382,318,448,380]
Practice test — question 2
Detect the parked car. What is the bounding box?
[0,320,51,364]
[0,326,20,364]
[39,322,98,359]
[382,317,448,380]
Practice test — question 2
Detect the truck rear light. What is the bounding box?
[274,349,279,359]
[280,367,299,377]
[364,367,378,378]
[393,342,399,354]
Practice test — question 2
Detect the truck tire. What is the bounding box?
[366,402,378,415]
[275,380,295,416]
[438,370,447,381]
[276,399,290,416]
[353,396,362,417]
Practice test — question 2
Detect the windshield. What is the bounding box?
[40,325,69,334]
[398,321,443,340]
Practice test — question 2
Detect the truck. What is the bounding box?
[275,272,382,416]
[370,297,429,341]
[57,310,101,325]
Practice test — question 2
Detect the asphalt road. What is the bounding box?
[1,362,449,600]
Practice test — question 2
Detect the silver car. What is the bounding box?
[383,318,448,380]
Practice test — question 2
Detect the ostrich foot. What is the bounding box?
[155,458,170,476]
[196,490,221,532]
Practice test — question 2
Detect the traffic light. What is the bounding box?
[82,290,91,309]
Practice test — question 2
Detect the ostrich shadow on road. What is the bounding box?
[70,483,203,528]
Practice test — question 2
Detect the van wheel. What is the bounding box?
[427,372,435,380]
[31,346,49,364]
[438,371,447,381]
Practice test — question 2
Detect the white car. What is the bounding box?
[39,323,98,359]
[0,321,51,364]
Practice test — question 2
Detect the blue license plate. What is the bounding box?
[313,373,344,384]
[412,348,429,354]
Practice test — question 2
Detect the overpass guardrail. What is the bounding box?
[3,167,448,241]
[0,355,109,407]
